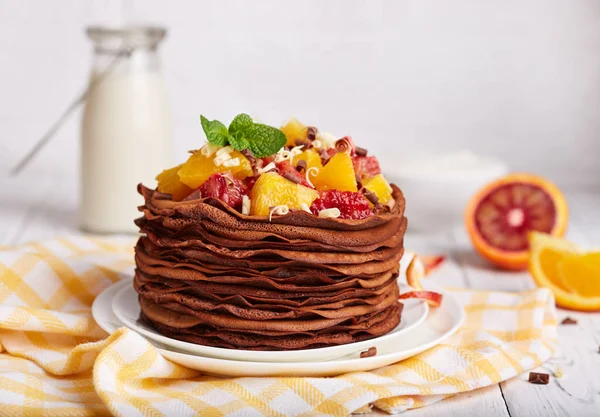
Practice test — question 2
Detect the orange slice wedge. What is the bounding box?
[528,232,600,311]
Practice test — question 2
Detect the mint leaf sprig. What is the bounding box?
[200,114,286,158]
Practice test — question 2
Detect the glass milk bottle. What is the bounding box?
[81,27,173,233]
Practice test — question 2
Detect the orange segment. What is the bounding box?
[292,149,323,171]
[178,149,253,189]
[529,232,600,311]
[250,172,319,216]
[312,152,358,192]
[156,164,193,201]
[280,118,308,147]
[465,173,568,270]
[363,174,393,205]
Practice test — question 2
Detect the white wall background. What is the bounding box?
[1,0,599,188]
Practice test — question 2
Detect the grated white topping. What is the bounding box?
[299,202,312,213]
[269,205,289,221]
[257,162,277,174]
[273,145,305,163]
[312,139,322,149]
[318,208,341,218]
[222,157,240,168]
[242,195,251,215]
[305,166,319,188]
[201,143,220,157]
[213,146,234,167]
[316,131,338,149]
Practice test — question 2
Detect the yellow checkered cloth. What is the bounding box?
[0,237,557,416]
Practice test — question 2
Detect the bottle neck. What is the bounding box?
[91,47,160,74]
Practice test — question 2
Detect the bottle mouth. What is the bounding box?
[86,26,167,52]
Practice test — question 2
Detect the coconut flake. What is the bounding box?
[213,146,234,166]
[269,205,289,221]
[306,167,319,188]
[299,202,312,213]
[318,208,341,218]
[201,143,220,157]
[316,131,338,149]
[242,195,251,215]
[257,162,277,175]
[222,157,240,168]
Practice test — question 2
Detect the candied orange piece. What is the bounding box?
[178,149,253,189]
[312,152,357,192]
[156,164,193,201]
[292,149,323,171]
[280,118,308,147]
[250,172,318,216]
[363,174,393,205]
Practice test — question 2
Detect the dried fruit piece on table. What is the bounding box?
[399,290,443,307]
[310,190,372,220]
[156,164,193,201]
[465,173,568,270]
[312,152,358,192]
[528,372,550,385]
[250,172,318,216]
[178,148,253,189]
[200,173,248,210]
[529,232,600,311]
[363,174,393,205]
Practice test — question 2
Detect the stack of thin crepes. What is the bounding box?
[134,183,408,350]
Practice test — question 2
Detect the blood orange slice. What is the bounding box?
[465,173,568,270]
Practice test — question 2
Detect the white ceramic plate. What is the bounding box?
[92,279,464,377]
[111,279,429,363]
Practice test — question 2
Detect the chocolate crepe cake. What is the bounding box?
[134,115,408,350]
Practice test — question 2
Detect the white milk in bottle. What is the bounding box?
[81,27,173,233]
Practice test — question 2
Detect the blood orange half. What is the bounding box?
[465,173,568,270]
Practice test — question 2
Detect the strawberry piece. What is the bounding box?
[199,173,248,210]
[310,190,372,219]
[276,160,312,188]
[353,155,381,179]
[245,176,259,191]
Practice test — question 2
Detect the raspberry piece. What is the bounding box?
[353,156,381,179]
[200,173,248,210]
[310,190,372,219]
[276,160,312,188]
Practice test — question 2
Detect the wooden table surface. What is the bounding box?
[1,175,599,417]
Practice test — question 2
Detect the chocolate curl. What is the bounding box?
[306,126,317,141]
[296,160,307,173]
[355,147,368,156]
[335,138,351,154]
[182,189,202,201]
[283,172,301,184]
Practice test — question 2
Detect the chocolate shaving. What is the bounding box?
[320,149,331,163]
[183,190,202,201]
[283,172,301,184]
[356,175,362,190]
[296,160,307,173]
[561,317,577,325]
[363,190,379,206]
[307,126,317,141]
[360,347,377,358]
[528,372,549,385]
[335,138,350,153]
[295,139,310,148]
[355,147,368,156]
